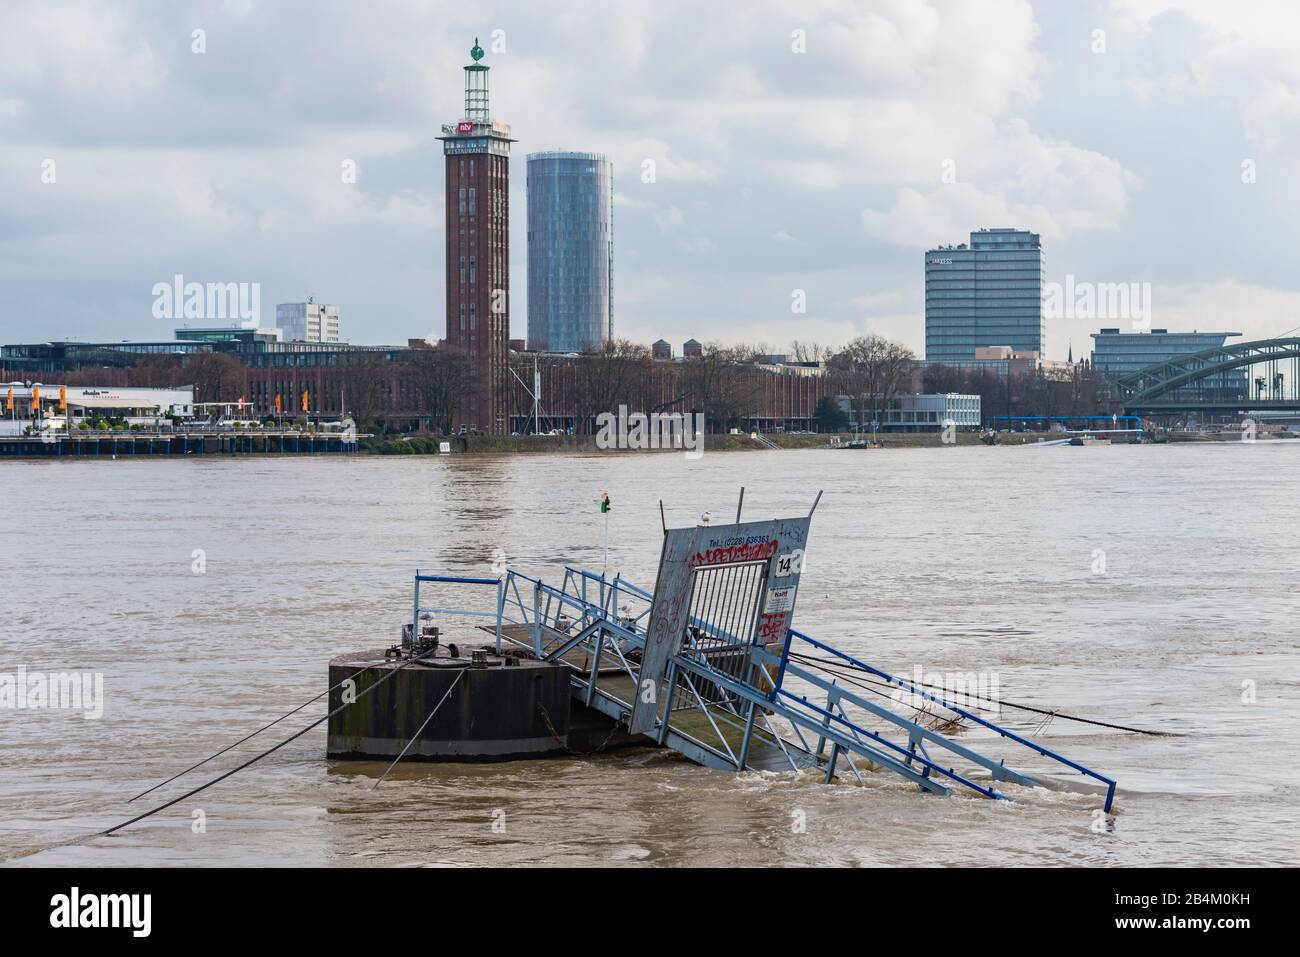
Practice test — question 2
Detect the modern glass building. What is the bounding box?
[276,302,340,342]
[925,228,1043,362]
[526,151,613,353]
[1090,328,1247,400]
[834,393,981,433]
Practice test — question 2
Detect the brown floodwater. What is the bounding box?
[2,442,1297,866]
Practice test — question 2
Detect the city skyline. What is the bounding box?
[4,1,1300,358]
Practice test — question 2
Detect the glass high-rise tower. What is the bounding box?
[526,151,613,353]
[925,228,1043,362]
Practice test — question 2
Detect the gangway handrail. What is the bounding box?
[786,629,1117,811]
[412,567,1117,812]
[608,574,650,598]
[557,572,1115,810]
[411,572,506,651]
[562,566,654,617]
[666,653,954,794]
[755,648,1035,790]
[510,576,1009,799]
[415,574,500,586]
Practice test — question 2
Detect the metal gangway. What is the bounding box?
[414,512,1117,812]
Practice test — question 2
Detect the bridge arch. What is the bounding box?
[1117,336,1300,412]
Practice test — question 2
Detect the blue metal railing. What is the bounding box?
[410,566,1117,812]
[781,629,1117,812]
[412,572,506,650]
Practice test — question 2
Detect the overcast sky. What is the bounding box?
[4,0,1299,360]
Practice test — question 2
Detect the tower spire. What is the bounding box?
[464,37,490,122]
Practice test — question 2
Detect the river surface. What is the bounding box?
[2,443,1297,866]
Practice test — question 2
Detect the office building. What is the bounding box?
[276,302,339,343]
[925,228,1043,361]
[526,151,613,353]
[1090,328,1246,400]
[921,346,1074,381]
[834,393,982,433]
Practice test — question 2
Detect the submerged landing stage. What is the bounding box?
[327,503,1118,814]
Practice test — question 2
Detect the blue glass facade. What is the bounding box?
[526,151,612,353]
[925,228,1043,361]
[1090,329,1247,399]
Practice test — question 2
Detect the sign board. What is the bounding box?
[439,442,451,454]
[627,526,699,733]
[764,586,795,613]
[627,516,812,734]
[456,121,474,133]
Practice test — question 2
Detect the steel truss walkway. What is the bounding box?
[414,518,1117,812]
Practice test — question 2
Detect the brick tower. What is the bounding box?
[438,38,514,433]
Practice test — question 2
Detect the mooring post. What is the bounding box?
[824,741,840,784]
[657,661,678,745]
[532,581,542,656]
[737,699,758,771]
[494,578,505,653]
[815,681,837,755]
[411,574,421,653]
[585,629,603,706]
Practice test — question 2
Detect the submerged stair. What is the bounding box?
[420,506,1116,811]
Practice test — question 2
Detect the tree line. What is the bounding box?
[24,334,1117,435]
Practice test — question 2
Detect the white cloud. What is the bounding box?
[860,126,1135,249]
[676,237,717,255]
[0,0,1296,361]
[1110,0,1300,154]
[652,206,685,232]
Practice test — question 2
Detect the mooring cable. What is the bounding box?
[370,669,466,791]
[127,659,383,803]
[786,651,1176,736]
[101,649,440,836]
[537,700,624,756]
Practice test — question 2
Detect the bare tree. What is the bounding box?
[573,339,652,434]
[790,340,832,364]
[128,354,184,388]
[921,362,966,395]
[679,343,766,432]
[828,335,916,434]
[183,352,245,404]
[402,343,476,435]
[337,354,393,433]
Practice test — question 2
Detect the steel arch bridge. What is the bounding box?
[1117,336,1300,414]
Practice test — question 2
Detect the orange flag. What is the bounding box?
[301,388,309,412]
[58,385,67,411]
[5,387,11,411]
[31,386,39,411]
[275,393,282,414]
